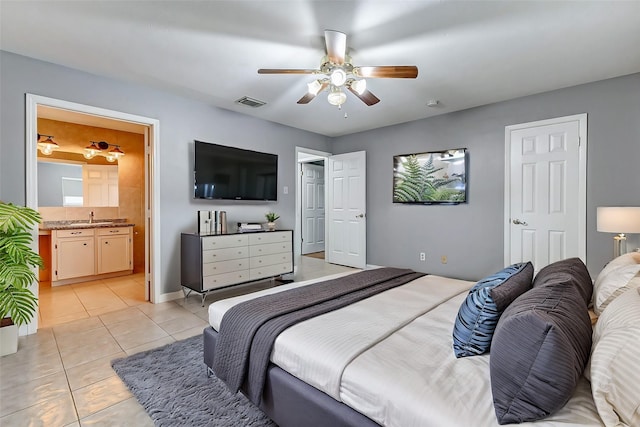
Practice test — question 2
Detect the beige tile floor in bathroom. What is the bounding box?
[0,255,355,426]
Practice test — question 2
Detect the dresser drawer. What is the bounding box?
[55,229,95,238]
[250,252,293,269]
[203,270,250,290]
[202,234,249,250]
[250,263,293,281]
[203,259,249,276]
[249,241,292,257]
[249,231,291,246]
[203,246,249,263]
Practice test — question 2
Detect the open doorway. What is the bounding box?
[300,160,325,259]
[25,94,161,335]
[295,147,330,263]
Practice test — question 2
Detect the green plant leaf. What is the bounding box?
[0,285,37,325]
[0,202,42,234]
[0,202,42,325]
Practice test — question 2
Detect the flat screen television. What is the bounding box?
[194,141,278,201]
[393,148,467,204]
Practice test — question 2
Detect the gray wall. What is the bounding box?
[2,50,638,290]
[0,51,330,295]
[333,73,640,280]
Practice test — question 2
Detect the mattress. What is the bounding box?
[208,272,603,427]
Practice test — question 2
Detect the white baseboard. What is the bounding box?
[156,290,184,303]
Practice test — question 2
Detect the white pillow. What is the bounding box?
[598,252,640,277]
[593,253,640,315]
[589,287,640,427]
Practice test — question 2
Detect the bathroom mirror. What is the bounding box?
[38,157,119,207]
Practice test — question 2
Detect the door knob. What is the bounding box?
[356,213,366,219]
[512,219,528,226]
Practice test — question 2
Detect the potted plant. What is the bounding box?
[265,212,280,231]
[0,202,43,356]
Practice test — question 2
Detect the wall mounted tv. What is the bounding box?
[393,148,467,204]
[194,140,278,201]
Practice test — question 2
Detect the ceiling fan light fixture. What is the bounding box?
[351,79,367,95]
[327,86,347,106]
[307,80,323,95]
[330,68,347,87]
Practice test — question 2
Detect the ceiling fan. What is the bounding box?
[258,30,418,108]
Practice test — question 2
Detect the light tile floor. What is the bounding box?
[0,256,355,426]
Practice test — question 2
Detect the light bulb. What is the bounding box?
[351,79,367,95]
[330,68,347,87]
[327,87,347,106]
[307,80,322,95]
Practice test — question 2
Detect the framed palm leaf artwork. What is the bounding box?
[393,148,467,204]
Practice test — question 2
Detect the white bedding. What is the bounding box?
[208,272,603,427]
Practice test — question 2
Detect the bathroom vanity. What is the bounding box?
[40,220,134,286]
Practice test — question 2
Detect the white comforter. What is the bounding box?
[208,272,603,427]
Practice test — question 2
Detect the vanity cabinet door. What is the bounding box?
[97,233,131,274]
[55,236,95,280]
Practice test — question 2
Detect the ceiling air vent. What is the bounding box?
[235,96,266,108]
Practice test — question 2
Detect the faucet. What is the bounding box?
[89,211,94,224]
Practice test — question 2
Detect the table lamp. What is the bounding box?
[597,207,640,258]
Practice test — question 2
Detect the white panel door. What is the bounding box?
[505,114,586,271]
[82,164,119,207]
[327,151,366,269]
[301,163,325,255]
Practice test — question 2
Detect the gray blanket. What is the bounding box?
[212,267,425,404]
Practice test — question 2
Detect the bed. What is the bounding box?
[203,256,640,427]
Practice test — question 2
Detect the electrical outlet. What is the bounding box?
[419,252,426,261]
[441,255,448,264]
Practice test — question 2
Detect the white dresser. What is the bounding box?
[181,230,293,304]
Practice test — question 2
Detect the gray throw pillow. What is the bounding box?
[490,281,592,424]
[532,257,592,304]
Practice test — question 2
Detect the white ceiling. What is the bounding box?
[2,1,640,137]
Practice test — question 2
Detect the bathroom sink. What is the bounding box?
[68,221,114,227]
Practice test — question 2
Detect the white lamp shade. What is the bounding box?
[597,207,640,233]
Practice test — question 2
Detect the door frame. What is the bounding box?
[295,147,331,261]
[503,113,587,267]
[25,94,161,334]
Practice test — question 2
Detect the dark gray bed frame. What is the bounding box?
[203,327,380,427]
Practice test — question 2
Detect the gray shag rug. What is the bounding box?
[111,334,276,427]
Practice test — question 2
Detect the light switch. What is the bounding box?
[283,186,289,194]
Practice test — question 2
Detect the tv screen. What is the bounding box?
[393,148,467,204]
[194,141,278,201]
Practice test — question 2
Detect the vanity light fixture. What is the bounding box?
[37,134,59,155]
[83,141,125,162]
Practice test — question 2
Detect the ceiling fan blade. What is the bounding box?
[297,81,329,104]
[324,30,347,65]
[297,92,318,104]
[347,86,381,106]
[354,66,418,79]
[258,68,318,75]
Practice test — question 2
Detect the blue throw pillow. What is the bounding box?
[453,262,533,358]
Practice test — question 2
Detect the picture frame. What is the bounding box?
[393,148,467,204]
